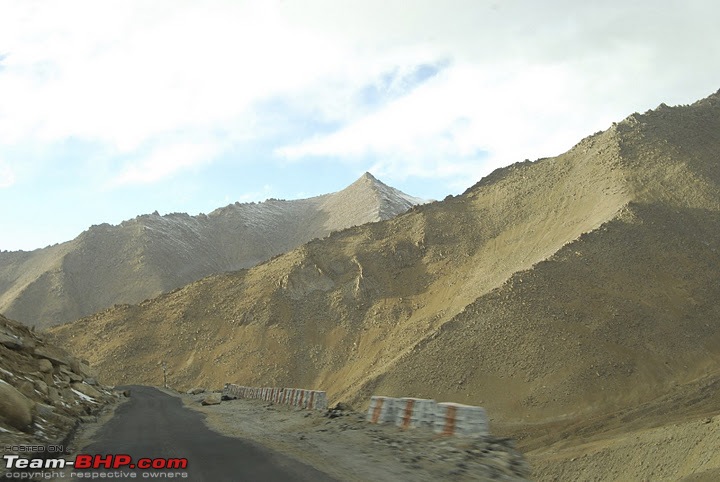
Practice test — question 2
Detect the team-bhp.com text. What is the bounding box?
[3,454,188,479]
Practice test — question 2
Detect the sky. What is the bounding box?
[1,0,719,251]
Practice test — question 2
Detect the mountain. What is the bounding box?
[49,90,720,478]
[0,173,426,328]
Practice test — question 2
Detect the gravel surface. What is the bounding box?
[184,392,529,481]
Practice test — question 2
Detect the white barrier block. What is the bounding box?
[283,388,289,404]
[221,385,330,410]
[395,398,436,430]
[222,383,237,399]
[305,390,315,409]
[434,402,489,437]
[366,396,398,424]
[314,391,328,411]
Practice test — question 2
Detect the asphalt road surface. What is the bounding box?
[71,385,337,481]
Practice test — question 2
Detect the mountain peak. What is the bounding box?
[360,171,378,181]
[0,174,425,327]
[351,171,382,187]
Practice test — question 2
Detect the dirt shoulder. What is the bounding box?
[180,391,529,481]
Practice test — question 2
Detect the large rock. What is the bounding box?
[34,380,49,396]
[0,332,24,350]
[70,382,103,400]
[61,367,84,382]
[201,393,222,405]
[33,346,71,367]
[0,380,34,431]
[37,358,54,373]
[70,359,94,379]
[17,380,36,399]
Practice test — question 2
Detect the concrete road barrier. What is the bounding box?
[396,397,436,430]
[434,402,489,437]
[305,390,329,410]
[367,396,397,424]
[223,383,328,410]
[364,394,490,437]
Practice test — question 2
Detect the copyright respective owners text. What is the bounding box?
[3,447,189,480]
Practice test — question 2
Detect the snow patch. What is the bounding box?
[71,388,96,403]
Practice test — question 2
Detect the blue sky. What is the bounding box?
[1,0,719,251]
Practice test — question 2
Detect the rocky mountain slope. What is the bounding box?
[49,90,720,479]
[0,173,424,328]
[0,313,115,450]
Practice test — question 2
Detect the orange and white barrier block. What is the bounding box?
[395,398,436,430]
[366,396,397,424]
[434,402,489,437]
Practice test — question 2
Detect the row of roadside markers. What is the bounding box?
[221,384,487,438]
[223,383,329,411]
[367,396,489,437]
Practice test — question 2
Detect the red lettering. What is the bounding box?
[166,458,188,469]
[73,454,188,471]
[93,454,113,469]
[74,454,92,469]
[113,454,132,468]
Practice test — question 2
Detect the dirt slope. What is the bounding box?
[0,173,424,328]
[49,90,720,479]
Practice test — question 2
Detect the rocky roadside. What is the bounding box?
[0,314,119,456]
[183,390,530,481]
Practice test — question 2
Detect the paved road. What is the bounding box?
[72,385,337,481]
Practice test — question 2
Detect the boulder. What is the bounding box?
[34,403,55,418]
[61,368,84,383]
[201,393,222,405]
[188,387,206,395]
[46,387,61,404]
[34,380,49,396]
[33,346,71,367]
[70,359,94,379]
[0,380,34,431]
[37,358,54,373]
[70,382,103,400]
[17,380,36,399]
[0,332,24,350]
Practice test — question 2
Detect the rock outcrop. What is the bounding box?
[0,313,115,450]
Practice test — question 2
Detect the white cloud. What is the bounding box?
[0,0,343,152]
[272,1,720,183]
[110,140,223,186]
[276,61,600,180]
[0,162,16,188]
[1,0,719,190]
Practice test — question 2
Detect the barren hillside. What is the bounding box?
[0,173,424,328]
[49,90,720,479]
